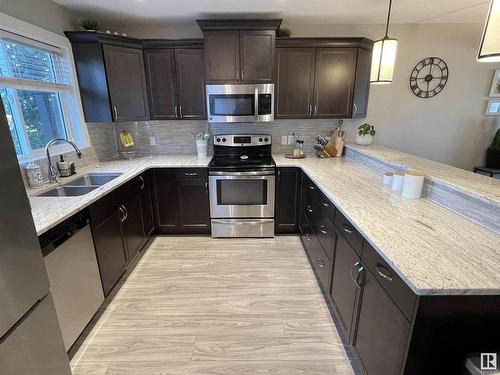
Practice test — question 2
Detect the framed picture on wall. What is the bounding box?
[485,99,500,115]
[489,70,500,97]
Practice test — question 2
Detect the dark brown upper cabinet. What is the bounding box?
[143,40,206,120]
[65,32,149,123]
[275,48,316,118]
[197,19,281,84]
[275,38,373,119]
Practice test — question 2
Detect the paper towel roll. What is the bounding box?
[401,172,425,199]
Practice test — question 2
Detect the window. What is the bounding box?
[0,19,86,159]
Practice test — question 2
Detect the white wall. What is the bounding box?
[109,21,500,170]
[0,0,79,35]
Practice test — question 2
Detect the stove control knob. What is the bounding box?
[264,137,269,142]
[222,138,226,142]
[216,138,221,142]
[259,137,263,142]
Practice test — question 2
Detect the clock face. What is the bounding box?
[409,57,448,98]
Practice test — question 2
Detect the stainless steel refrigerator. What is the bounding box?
[0,102,71,373]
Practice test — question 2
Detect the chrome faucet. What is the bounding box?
[45,138,84,183]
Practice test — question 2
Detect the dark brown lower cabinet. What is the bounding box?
[91,210,127,296]
[153,168,210,234]
[139,173,155,237]
[329,234,361,340]
[122,192,145,261]
[275,168,301,233]
[354,268,410,375]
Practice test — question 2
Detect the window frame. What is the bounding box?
[0,12,89,162]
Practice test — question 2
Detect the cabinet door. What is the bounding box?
[240,30,275,83]
[153,170,179,232]
[313,48,357,118]
[175,49,206,119]
[122,192,145,262]
[204,31,240,83]
[275,168,300,233]
[103,45,149,121]
[177,176,210,233]
[352,48,371,118]
[275,48,316,118]
[144,49,178,119]
[355,269,410,375]
[91,210,127,296]
[139,174,155,237]
[329,234,361,339]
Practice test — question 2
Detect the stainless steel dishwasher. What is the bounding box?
[39,211,104,351]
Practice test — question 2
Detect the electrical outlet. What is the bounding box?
[281,136,287,145]
[149,136,156,146]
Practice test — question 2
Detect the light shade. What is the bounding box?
[370,37,398,84]
[477,0,500,62]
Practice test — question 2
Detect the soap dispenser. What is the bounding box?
[57,155,71,177]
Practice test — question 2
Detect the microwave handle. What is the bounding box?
[255,87,259,119]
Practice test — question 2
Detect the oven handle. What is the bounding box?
[212,219,274,225]
[209,171,275,176]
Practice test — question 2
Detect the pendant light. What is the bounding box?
[477,0,500,62]
[370,0,398,84]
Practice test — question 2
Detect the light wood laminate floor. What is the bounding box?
[70,235,356,375]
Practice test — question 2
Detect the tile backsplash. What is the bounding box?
[88,119,360,161]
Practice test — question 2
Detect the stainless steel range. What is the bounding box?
[209,134,276,238]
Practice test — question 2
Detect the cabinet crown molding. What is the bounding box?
[196,18,282,31]
[276,37,373,51]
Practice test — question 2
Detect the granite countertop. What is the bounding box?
[29,153,500,296]
[30,155,211,236]
[346,143,500,207]
[273,155,500,296]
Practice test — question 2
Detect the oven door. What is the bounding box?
[209,171,275,218]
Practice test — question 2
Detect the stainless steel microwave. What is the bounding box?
[206,84,274,123]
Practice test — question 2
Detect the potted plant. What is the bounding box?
[356,123,375,145]
[276,27,291,38]
[486,129,500,168]
[80,18,100,32]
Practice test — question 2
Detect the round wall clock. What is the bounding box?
[409,57,449,98]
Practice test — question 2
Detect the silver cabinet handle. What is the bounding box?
[316,258,325,268]
[376,263,393,281]
[174,105,178,117]
[139,176,145,190]
[306,205,313,213]
[113,106,118,120]
[236,69,240,81]
[319,225,328,234]
[308,185,315,190]
[179,106,183,118]
[304,233,311,241]
[342,223,354,234]
[308,104,312,117]
[118,206,126,222]
[185,172,198,176]
[205,181,208,195]
[122,205,128,221]
[321,201,329,207]
[241,68,244,81]
[350,262,364,288]
[314,104,318,116]
[353,103,358,116]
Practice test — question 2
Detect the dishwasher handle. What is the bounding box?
[39,211,90,257]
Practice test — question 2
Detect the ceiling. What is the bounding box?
[54,0,490,25]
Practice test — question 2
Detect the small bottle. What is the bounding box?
[57,155,70,177]
[25,159,43,188]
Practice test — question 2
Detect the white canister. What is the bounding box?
[382,172,393,185]
[25,161,43,187]
[196,139,208,158]
[401,172,425,199]
[391,172,404,192]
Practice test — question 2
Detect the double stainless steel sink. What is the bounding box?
[37,173,123,197]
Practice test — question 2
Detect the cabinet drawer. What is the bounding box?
[175,168,208,180]
[362,242,417,321]
[335,210,364,256]
[317,192,336,223]
[303,175,319,208]
[313,215,335,260]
